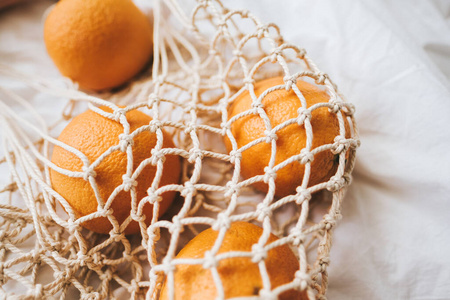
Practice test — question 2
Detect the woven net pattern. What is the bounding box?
[0,0,359,299]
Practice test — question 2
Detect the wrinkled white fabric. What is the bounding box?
[1,0,450,299]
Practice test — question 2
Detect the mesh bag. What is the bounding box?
[0,0,360,299]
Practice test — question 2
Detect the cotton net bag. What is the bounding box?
[0,0,360,299]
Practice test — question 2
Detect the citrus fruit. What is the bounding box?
[50,106,181,234]
[44,0,153,91]
[224,76,349,198]
[160,221,305,300]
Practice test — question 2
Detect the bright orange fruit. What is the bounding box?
[50,107,181,234]
[44,0,153,91]
[225,76,349,198]
[160,221,305,299]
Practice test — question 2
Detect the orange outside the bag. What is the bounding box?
[44,0,153,91]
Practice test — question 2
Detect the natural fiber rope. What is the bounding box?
[0,0,359,299]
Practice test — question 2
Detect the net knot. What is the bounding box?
[184,122,197,134]
[283,75,297,91]
[270,48,283,62]
[202,250,218,269]
[251,101,264,110]
[251,243,267,263]
[68,221,80,233]
[295,270,311,291]
[263,167,277,183]
[229,150,242,164]
[82,166,96,181]
[344,102,356,116]
[331,135,349,155]
[151,149,166,165]
[130,279,143,294]
[256,24,269,39]
[122,174,137,192]
[181,181,197,197]
[299,148,314,165]
[14,218,26,229]
[297,48,307,59]
[220,123,229,136]
[122,251,133,262]
[264,129,278,142]
[50,241,61,253]
[77,252,90,266]
[328,98,344,114]
[100,271,113,282]
[188,148,203,163]
[149,269,159,282]
[80,291,100,300]
[323,214,337,230]
[343,173,353,185]
[240,9,249,18]
[318,256,330,272]
[58,271,72,287]
[212,212,231,231]
[290,228,306,246]
[149,119,162,132]
[147,226,161,243]
[109,230,124,242]
[170,216,184,234]
[161,257,176,274]
[217,19,228,29]
[315,72,328,85]
[296,107,312,125]
[146,93,160,107]
[243,76,255,87]
[107,206,116,217]
[295,186,312,205]
[326,175,345,192]
[119,133,134,152]
[113,108,127,122]
[146,191,162,205]
[80,252,103,269]
[130,210,145,223]
[224,181,239,197]
[351,138,361,149]
[256,203,272,222]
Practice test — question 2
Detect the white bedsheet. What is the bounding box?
[1,0,450,299]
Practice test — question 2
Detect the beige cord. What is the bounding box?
[0,0,359,299]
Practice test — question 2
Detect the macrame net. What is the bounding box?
[0,0,360,299]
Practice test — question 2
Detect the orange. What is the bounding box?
[44,0,153,91]
[225,76,349,198]
[50,107,181,234]
[160,221,305,300]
